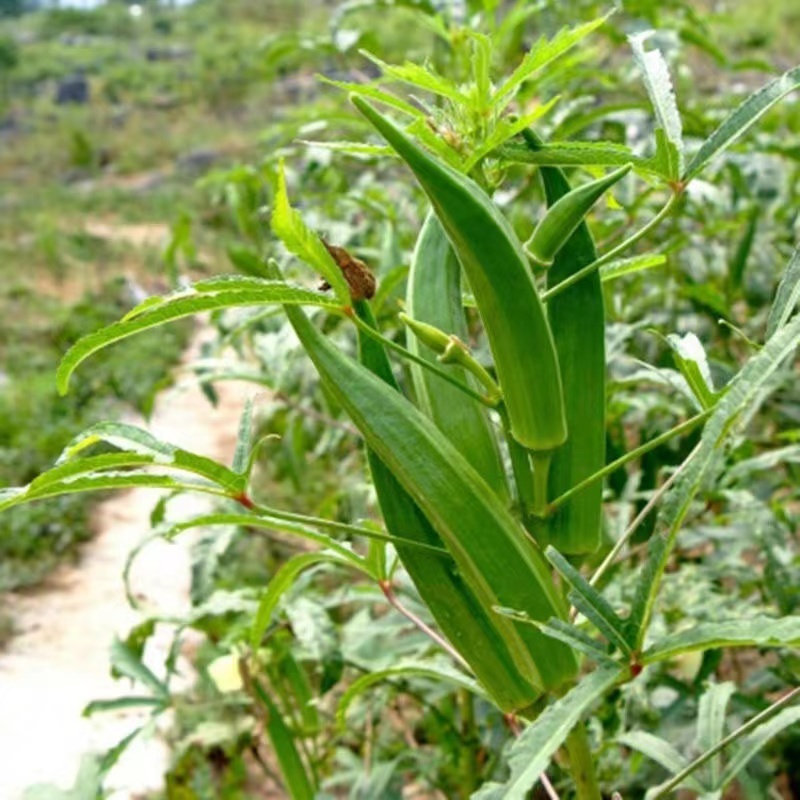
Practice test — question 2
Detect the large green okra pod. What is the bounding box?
[353,96,567,453]
[406,213,508,502]
[354,300,535,711]
[282,303,577,695]
[525,129,606,554]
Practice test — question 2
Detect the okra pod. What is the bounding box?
[352,96,567,453]
[354,300,535,711]
[282,302,577,695]
[525,129,607,554]
[405,213,508,501]
[525,163,632,266]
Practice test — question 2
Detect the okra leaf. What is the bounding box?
[545,546,632,654]
[630,31,684,177]
[360,50,468,104]
[271,160,350,302]
[0,472,225,513]
[641,616,800,664]
[720,706,800,788]
[494,18,608,110]
[766,245,800,338]
[696,682,736,787]
[57,283,338,394]
[633,313,800,650]
[249,677,316,800]
[250,552,355,650]
[666,332,718,410]
[600,254,667,282]
[163,512,368,567]
[317,75,422,118]
[495,608,614,664]
[83,696,166,716]
[472,664,625,800]
[337,660,486,729]
[684,65,800,181]
[232,397,255,475]
[57,421,245,493]
[500,140,659,176]
[109,636,169,699]
[617,731,706,794]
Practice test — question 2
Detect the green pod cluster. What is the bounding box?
[405,213,508,501]
[526,129,607,554]
[282,302,578,697]
[353,300,534,711]
[525,163,632,266]
[352,96,566,453]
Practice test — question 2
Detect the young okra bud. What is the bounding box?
[399,312,501,401]
[525,163,632,266]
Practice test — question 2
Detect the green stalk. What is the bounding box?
[565,723,601,800]
[547,410,711,514]
[542,192,682,302]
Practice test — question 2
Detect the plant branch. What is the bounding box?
[549,411,710,514]
[588,445,699,589]
[541,192,681,302]
[649,687,800,799]
[379,579,471,671]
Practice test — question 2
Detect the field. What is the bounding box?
[1,0,799,798]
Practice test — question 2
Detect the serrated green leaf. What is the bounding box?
[500,140,659,176]
[317,74,422,118]
[57,283,338,394]
[720,706,800,787]
[494,18,607,109]
[360,50,468,104]
[600,254,667,282]
[271,160,350,302]
[0,472,225,513]
[642,616,800,663]
[696,682,736,787]
[472,664,625,799]
[545,546,631,654]
[634,314,800,649]
[618,731,706,793]
[766,245,800,338]
[630,31,684,175]
[109,637,169,698]
[684,65,800,180]
[57,422,245,492]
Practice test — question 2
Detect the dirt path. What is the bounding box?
[0,328,252,800]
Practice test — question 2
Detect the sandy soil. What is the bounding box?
[0,328,252,800]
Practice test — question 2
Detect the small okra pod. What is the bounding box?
[352,95,567,453]
[525,163,632,266]
[399,312,501,402]
[524,129,607,554]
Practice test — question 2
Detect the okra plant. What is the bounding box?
[3,13,800,799]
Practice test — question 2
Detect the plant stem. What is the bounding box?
[531,451,553,518]
[565,723,601,800]
[548,410,710,514]
[650,687,800,799]
[588,446,698,589]
[542,192,681,302]
[458,689,480,797]
[379,579,471,671]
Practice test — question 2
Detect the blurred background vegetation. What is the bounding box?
[1,0,799,797]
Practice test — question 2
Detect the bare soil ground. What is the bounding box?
[0,328,252,800]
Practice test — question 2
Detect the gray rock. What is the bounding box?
[175,147,219,175]
[55,74,90,105]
